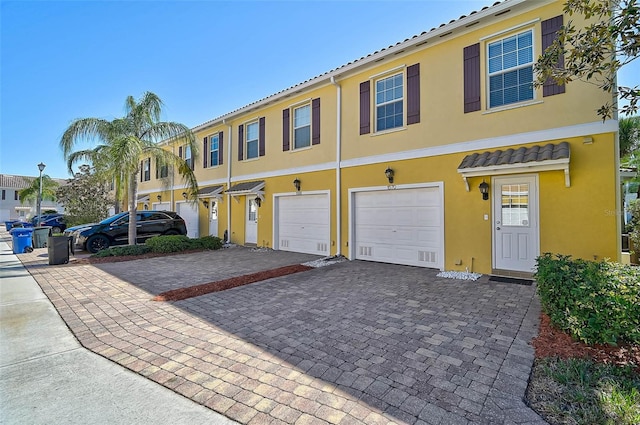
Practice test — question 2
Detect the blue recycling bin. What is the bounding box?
[4,221,17,231]
[10,227,34,254]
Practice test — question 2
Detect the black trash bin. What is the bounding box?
[48,235,73,265]
[33,226,52,248]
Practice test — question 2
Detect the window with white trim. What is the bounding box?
[209,133,220,167]
[246,121,259,159]
[375,73,404,132]
[293,104,311,149]
[143,158,151,181]
[184,145,192,169]
[488,30,534,108]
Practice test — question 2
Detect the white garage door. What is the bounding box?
[354,186,443,268]
[153,202,171,211]
[176,202,199,238]
[277,194,330,256]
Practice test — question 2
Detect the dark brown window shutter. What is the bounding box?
[282,108,290,151]
[238,125,244,161]
[312,98,321,145]
[359,81,370,135]
[219,132,224,165]
[406,63,421,125]
[178,146,183,159]
[140,160,143,182]
[542,15,566,97]
[155,159,159,179]
[259,117,266,156]
[203,137,208,169]
[464,43,481,113]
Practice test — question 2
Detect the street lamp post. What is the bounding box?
[36,162,46,227]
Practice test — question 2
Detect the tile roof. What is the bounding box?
[458,142,570,170]
[197,185,224,197]
[0,174,68,189]
[137,194,150,202]
[226,181,265,194]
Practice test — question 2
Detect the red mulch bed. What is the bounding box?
[152,264,313,302]
[532,313,640,372]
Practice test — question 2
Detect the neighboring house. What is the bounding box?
[137,0,619,277]
[0,174,66,222]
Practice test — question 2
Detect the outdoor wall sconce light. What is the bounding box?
[479,180,490,201]
[385,167,394,184]
[293,178,301,192]
[182,192,188,199]
[156,194,162,202]
[143,202,149,210]
[254,196,262,208]
[202,199,209,208]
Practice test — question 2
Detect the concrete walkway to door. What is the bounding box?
[9,239,546,424]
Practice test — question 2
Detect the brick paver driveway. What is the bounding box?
[25,247,545,425]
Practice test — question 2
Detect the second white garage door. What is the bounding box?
[176,201,199,238]
[276,193,330,256]
[353,186,443,268]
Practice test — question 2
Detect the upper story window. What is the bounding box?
[238,117,265,161]
[375,73,404,132]
[487,30,534,108]
[283,98,320,151]
[14,191,19,201]
[209,133,220,166]
[156,160,168,179]
[293,104,311,149]
[142,158,151,181]
[184,145,192,169]
[359,64,420,135]
[246,121,259,159]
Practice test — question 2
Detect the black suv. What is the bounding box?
[64,211,187,253]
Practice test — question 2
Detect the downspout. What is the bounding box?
[171,144,175,208]
[330,76,342,256]
[224,119,232,243]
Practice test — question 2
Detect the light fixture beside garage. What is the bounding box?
[202,199,209,208]
[182,192,188,199]
[157,194,162,201]
[385,167,394,184]
[479,180,489,200]
[293,178,301,192]
[254,196,262,207]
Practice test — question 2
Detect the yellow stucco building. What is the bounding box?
[136,0,619,277]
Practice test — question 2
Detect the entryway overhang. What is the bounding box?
[457,142,570,191]
[197,185,224,202]
[225,180,265,202]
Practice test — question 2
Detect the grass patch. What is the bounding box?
[527,357,640,425]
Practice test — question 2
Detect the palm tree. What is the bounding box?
[619,116,640,158]
[19,175,59,207]
[60,91,198,245]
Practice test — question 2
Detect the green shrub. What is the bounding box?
[190,236,224,250]
[92,244,151,257]
[629,199,640,252]
[535,253,640,345]
[145,235,192,253]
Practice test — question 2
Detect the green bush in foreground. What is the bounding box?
[145,234,224,253]
[535,253,640,345]
[92,245,152,257]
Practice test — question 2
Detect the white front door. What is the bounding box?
[245,197,258,244]
[153,202,170,211]
[493,175,539,272]
[209,199,218,237]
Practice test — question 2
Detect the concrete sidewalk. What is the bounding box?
[0,239,236,425]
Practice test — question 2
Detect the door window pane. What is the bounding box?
[248,199,257,221]
[501,183,529,226]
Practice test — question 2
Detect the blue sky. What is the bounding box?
[1,0,638,179]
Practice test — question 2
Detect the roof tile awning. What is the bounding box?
[197,185,224,198]
[457,142,571,190]
[225,180,265,195]
[137,194,150,202]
